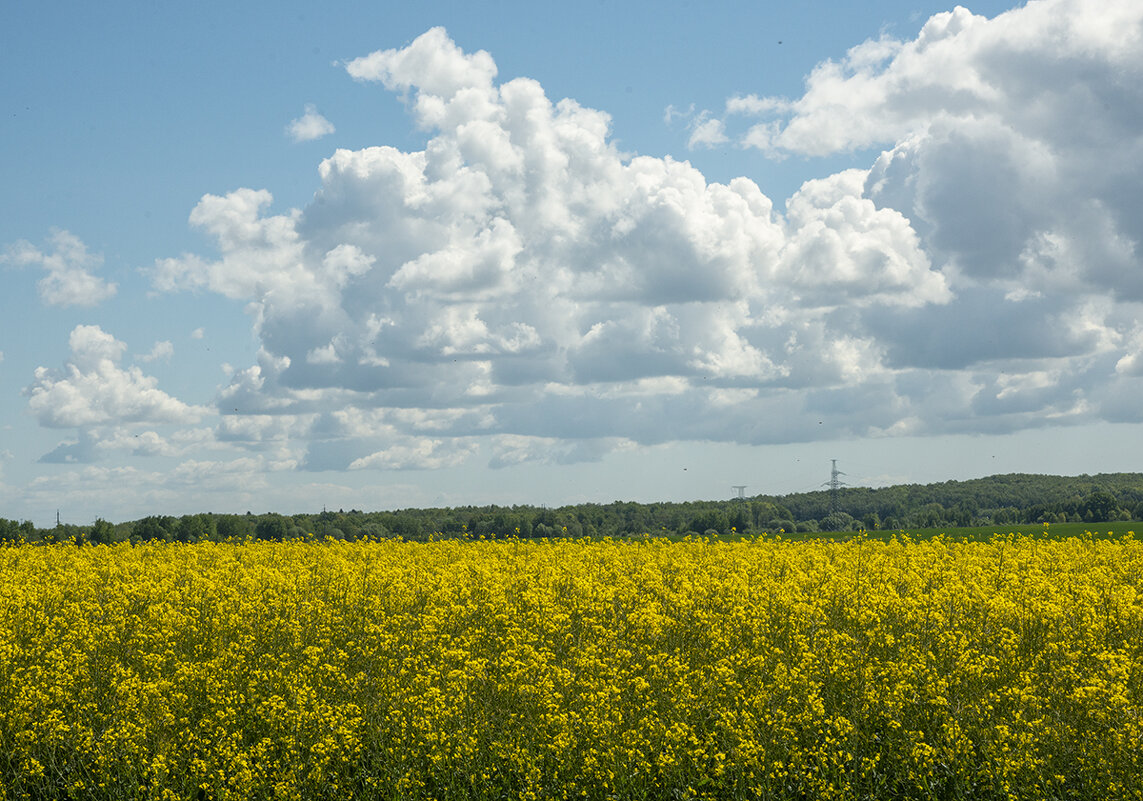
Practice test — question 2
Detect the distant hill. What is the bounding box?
[760,472,1143,532]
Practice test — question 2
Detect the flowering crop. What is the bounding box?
[0,534,1140,799]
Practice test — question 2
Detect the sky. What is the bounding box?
[2,0,1142,527]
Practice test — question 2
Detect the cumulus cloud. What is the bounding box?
[26,325,209,429]
[348,438,477,471]
[147,17,1143,468]
[137,341,174,363]
[687,112,728,149]
[778,169,949,307]
[718,2,1143,158]
[699,0,1143,299]
[2,229,117,307]
[286,104,336,142]
[38,427,180,464]
[488,435,636,468]
[345,26,498,112]
[215,413,318,463]
[170,456,295,488]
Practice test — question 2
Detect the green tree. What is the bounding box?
[688,509,729,535]
[133,516,176,542]
[255,515,288,542]
[1081,490,1120,523]
[0,519,35,543]
[389,515,424,541]
[175,514,214,543]
[89,518,116,545]
[215,514,252,541]
[909,503,947,529]
[820,511,857,532]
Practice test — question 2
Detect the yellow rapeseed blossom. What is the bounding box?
[0,534,1139,799]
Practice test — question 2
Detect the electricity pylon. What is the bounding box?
[825,459,846,514]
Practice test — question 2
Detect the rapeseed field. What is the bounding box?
[0,534,1140,800]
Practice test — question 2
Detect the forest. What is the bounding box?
[3,472,1142,545]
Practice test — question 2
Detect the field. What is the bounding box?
[1,534,1141,800]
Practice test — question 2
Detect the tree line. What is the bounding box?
[2,472,1142,544]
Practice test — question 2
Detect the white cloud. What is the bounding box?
[137,340,174,363]
[345,26,498,111]
[1115,326,1143,376]
[153,189,309,301]
[97,428,176,457]
[778,169,949,307]
[348,437,478,471]
[39,427,186,464]
[725,94,790,117]
[286,104,336,143]
[146,21,1143,463]
[216,413,317,451]
[26,325,209,429]
[2,229,117,307]
[190,327,205,340]
[170,456,292,487]
[488,434,635,468]
[735,1,1143,158]
[687,112,728,149]
[702,0,1143,308]
[663,103,694,126]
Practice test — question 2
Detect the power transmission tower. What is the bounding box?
[824,459,846,514]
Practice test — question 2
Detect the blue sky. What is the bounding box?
[3,0,1142,527]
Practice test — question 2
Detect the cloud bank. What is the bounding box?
[142,7,1142,472]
